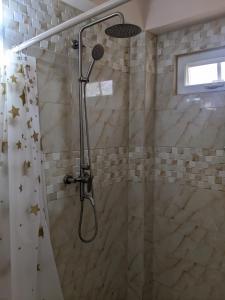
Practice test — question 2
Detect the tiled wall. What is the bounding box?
[4,0,225,299]
[128,31,156,300]
[3,0,80,54]
[152,16,225,300]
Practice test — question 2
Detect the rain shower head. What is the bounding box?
[92,44,104,61]
[105,23,141,38]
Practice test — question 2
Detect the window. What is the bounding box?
[177,48,225,94]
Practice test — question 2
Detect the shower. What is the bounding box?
[64,12,141,243]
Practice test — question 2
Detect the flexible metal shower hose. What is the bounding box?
[78,196,98,243]
[78,84,98,243]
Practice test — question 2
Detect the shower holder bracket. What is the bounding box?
[79,76,89,83]
[72,39,86,50]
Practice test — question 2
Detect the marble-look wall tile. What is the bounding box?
[128,35,155,300]
[0,167,10,300]
[129,32,156,149]
[128,215,144,300]
[40,102,72,153]
[154,105,225,148]
[152,15,225,300]
[48,182,128,300]
[153,257,225,300]
[129,110,145,147]
[37,52,76,105]
[153,181,225,300]
[70,65,129,150]
[143,180,154,300]
[129,33,146,149]
[71,108,129,150]
[128,183,145,300]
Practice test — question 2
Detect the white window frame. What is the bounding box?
[177,47,225,94]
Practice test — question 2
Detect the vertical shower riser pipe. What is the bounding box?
[78,12,125,200]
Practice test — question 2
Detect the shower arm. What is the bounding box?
[78,12,125,80]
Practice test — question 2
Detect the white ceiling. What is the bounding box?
[62,0,95,11]
[61,0,225,33]
[61,0,146,28]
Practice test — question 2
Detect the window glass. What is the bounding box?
[221,62,225,81]
[186,63,218,86]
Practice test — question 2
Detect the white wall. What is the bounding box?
[62,0,95,11]
[146,0,225,32]
[93,0,146,28]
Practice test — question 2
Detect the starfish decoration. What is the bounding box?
[1,141,8,153]
[40,137,43,151]
[38,226,44,238]
[19,184,23,192]
[17,65,24,74]
[1,83,6,95]
[30,204,40,216]
[20,89,26,106]
[27,118,32,129]
[16,140,22,149]
[9,106,20,119]
[10,75,17,83]
[24,160,31,168]
[23,160,31,175]
[31,130,39,142]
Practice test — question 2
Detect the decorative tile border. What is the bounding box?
[43,147,129,201]
[43,145,225,202]
[154,146,225,191]
[129,146,153,182]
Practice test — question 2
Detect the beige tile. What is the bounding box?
[40,102,72,153]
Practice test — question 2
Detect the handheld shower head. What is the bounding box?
[92,44,104,61]
[85,44,105,81]
[105,23,141,38]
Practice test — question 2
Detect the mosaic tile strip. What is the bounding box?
[44,145,225,200]
[44,147,129,201]
[154,146,225,191]
[129,146,153,182]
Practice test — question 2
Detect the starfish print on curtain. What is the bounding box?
[0,53,64,300]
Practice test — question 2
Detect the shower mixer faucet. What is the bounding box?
[64,171,93,193]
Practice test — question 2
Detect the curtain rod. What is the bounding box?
[11,0,130,53]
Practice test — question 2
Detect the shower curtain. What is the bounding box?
[0,54,64,300]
